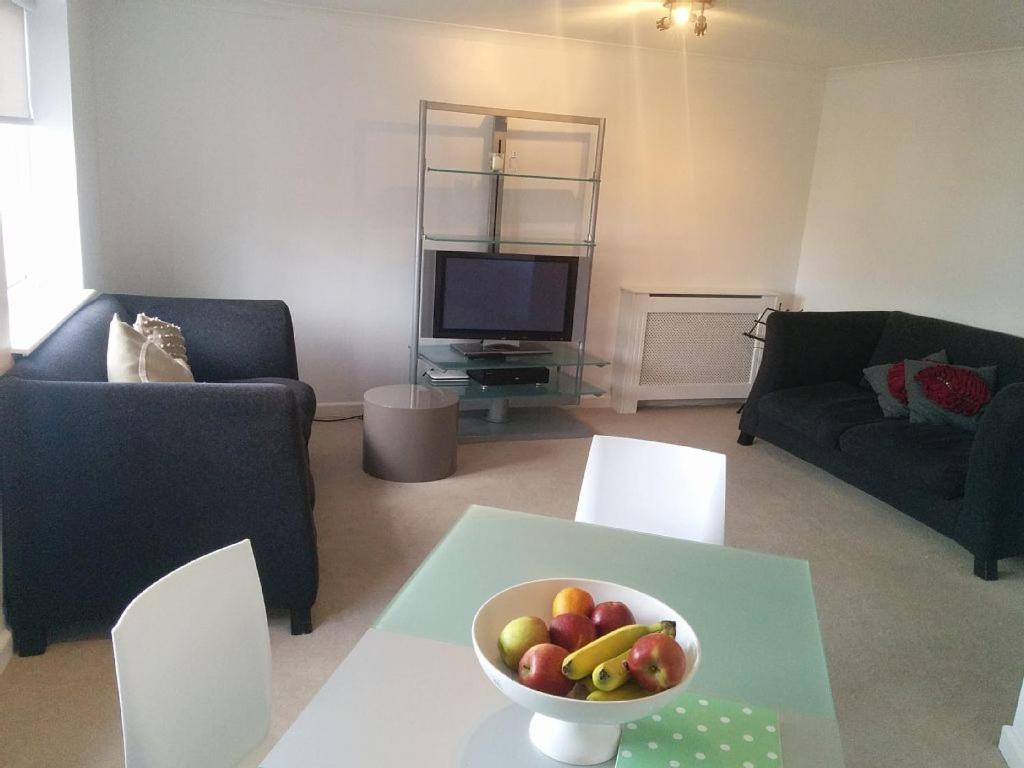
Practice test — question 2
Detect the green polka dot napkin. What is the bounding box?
[616,692,782,768]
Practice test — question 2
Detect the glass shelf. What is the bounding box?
[419,342,607,371]
[427,166,599,184]
[423,233,595,247]
[423,372,604,402]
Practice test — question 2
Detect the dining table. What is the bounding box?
[261,505,844,767]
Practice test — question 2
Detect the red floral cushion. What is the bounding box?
[913,364,992,416]
[886,360,909,404]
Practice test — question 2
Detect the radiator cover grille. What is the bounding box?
[639,312,757,385]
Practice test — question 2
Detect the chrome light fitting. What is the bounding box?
[656,0,712,36]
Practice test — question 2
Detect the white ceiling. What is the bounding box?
[302,0,1024,68]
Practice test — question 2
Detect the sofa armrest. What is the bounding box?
[959,383,1024,563]
[112,294,299,381]
[1,378,317,634]
[739,311,890,435]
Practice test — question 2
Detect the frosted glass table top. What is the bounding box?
[376,505,835,719]
[263,506,843,768]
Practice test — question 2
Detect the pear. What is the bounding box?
[498,616,549,670]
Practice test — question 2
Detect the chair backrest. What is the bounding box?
[112,540,272,768]
[575,436,726,545]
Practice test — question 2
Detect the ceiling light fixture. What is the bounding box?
[656,0,712,37]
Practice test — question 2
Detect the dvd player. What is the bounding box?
[467,367,550,387]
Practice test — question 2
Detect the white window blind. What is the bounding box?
[0,0,31,122]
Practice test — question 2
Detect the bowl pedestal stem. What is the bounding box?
[528,713,622,765]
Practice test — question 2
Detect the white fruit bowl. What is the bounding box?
[471,577,700,765]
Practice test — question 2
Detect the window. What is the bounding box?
[0,1,32,123]
[0,121,32,290]
[0,0,91,354]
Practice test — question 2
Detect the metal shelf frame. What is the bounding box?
[409,101,607,439]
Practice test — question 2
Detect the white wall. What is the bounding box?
[0,225,10,375]
[68,0,825,403]
[795,49,1024,335]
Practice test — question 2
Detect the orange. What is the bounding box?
[551,587,594,619]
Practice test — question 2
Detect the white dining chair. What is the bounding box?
[575,435,726,545]
[111,540,272,768]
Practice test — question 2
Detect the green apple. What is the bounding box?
[498,616,549,670]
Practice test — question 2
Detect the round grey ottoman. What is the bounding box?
[362,384,458,482]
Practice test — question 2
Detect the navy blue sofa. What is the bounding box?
[738,310,1024,580]
[1,294,319,655]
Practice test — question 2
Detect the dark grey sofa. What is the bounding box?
[1,294,319,656]
[738,310,1024,580]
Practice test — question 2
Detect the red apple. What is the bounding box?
[591,601,636,637]
[549,613,597,651]
[518,643,574,696]
[626,633,686,692]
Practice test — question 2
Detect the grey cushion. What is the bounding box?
[863,350,947,418]
[905,360,997,432]
[756,381,884,449]
[840,420,975,500]
[12,295,129,382]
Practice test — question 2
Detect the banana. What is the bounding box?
[587,683,652,702]
[592,649,631,691]
[561,621,675,680]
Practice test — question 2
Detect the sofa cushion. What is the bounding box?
[863,350,947,418]
[12,295,129,382]
[906,360,997,432]
[756,381,884,449]
[839,420,975,500]
[133,313,190,367]
[228,377,316,441]
[107,315,195,383]
[868,311,1024,391]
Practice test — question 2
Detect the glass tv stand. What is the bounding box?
[409,101,607,442]
[417,342,608,442]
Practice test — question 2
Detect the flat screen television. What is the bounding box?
[432,251,578,341]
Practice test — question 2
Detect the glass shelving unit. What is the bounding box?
[410,102,607,441]
[426,373,605,403]
[418,342,607,371]
[427,166,600,184]
[423,234,595,248]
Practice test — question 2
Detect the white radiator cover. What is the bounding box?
[612,289,779,414]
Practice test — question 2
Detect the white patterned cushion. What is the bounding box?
[133,313,190,368]
[107,315,194,383]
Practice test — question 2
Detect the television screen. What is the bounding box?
[433,251,578,341]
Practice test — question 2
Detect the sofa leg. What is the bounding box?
[973,556,998,581]
[13,624,47,657]
[737,431,755,446]
[290,607,313,635]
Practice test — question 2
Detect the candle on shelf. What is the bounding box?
[490,152,505,172]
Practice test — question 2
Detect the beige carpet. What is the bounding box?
[0,404,1020,767]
